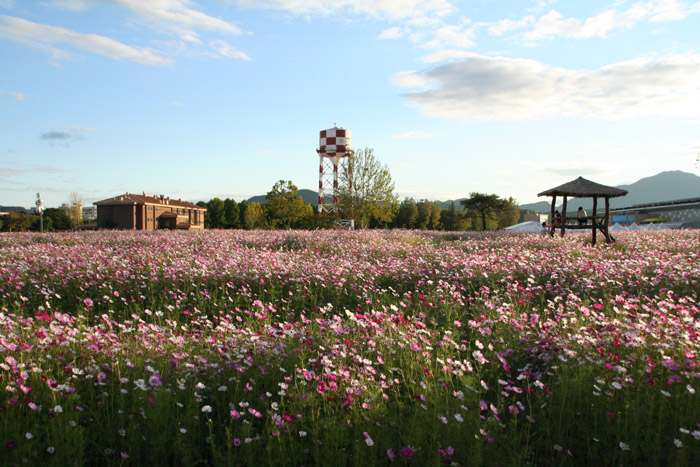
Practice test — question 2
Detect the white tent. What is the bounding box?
[609,223,627,232]
[505,221,544,233]
[628,223,643,231]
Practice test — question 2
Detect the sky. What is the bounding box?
[1,0,700,209]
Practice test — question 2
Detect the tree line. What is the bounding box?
[199,148,519,231]
[1,148,521,232]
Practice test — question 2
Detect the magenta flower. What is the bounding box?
[317,380,328,394]
[83,298,94,307]
[387,448,396,462]
[399,446,415,460]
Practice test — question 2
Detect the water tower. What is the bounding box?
[317,126,352,214]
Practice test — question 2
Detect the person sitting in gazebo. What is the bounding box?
[577,207,588,225]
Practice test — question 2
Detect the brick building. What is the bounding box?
[94,192,206,230]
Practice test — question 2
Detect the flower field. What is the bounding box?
[1,229,699,466]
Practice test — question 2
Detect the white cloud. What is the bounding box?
[0,15,170,65]
[234,0,455,20]
[487,16,535,36]
[524,1,696,42]
[539,163,609,177]
[390,131,433,139]
[394,52,700,121]
[378,26,403,39]
[0,88,24,101]
[209,39,250,60]
[45,1,249,60]
[390,70,431,88]
[108,0,245,38]
[66,126,98,132]
[420,49,473,63]
[423,23,475,49]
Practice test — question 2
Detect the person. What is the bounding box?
[577,206,588,225]
[553,210,562,226]
[540,221,548,237]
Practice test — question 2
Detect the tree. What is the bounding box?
[238,200,249,228]
[496,197,519,229]
[439,201,471,231]
[1,212,33,232]
[43,208,72,231]
[266,180,309,229]
[206,198,225,229]
[67,192,83,229]
[397,197,418,228]
[460,192,507,231]
[338,147,399,229]
[223,198,240,229]
[417,199,441,230]
[244,202,266,229]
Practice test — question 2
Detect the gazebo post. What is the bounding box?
[604,197,612,243]
[561,196,568,237]
[550,196,556,237]
[592,196,598,246]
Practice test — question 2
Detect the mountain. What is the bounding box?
[520,171,700,213]
[243,171,700,213]
[0,206,28,213]
[247,189,318,206]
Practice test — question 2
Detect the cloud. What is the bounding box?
[40,127,95,146]
[0,88,24,101]
[378,26,403,39]
[234,0,455,20]
[0,168,23,176]
[390,131,433,139]
[209,39,251,60]
[110,0,244,38]
[420,49,473,63]
[0,15,170,65]
[521,1,695,42]
[539,164,609,177]
[422,23,475,49]
[393,52,700,121]
[66,126,98,132]
[487,16,535,36]
[52,0,244,38]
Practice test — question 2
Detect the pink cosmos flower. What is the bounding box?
[386,448,396,462]
[148,372,163,387]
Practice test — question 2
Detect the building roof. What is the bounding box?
[538,177,628,198]
[93,192,206,210]
[610,197,700,213]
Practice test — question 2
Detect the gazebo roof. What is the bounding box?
[537,177,628,198]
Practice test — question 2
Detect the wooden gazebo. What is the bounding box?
[538,177,628,245]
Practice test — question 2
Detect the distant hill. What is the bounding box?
[247,189,318,206]
[519,171,700,213]
[243,171,700,213]
[0,206,28,213]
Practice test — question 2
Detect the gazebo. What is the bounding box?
[538,177,628,245]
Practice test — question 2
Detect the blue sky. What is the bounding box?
[1,0,699,209]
